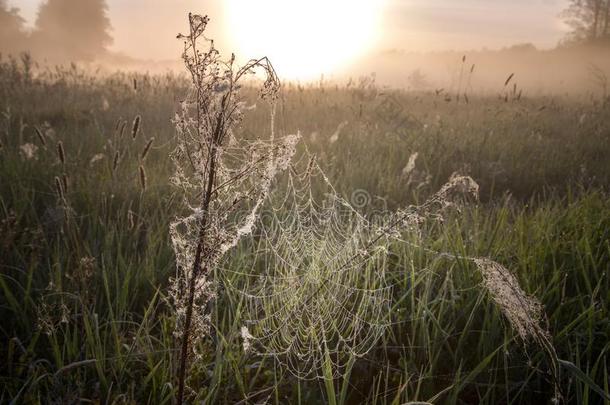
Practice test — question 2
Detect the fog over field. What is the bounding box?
[1,1,609,404]
[2,0,609,92]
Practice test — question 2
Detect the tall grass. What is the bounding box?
[0,53,608,403]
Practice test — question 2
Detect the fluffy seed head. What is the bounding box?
[474,258,548,342]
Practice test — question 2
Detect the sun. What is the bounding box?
[224,0,385,81]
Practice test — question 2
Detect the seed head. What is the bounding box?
[54,176,65,202]
[132,115,141,140]
[119,121,127,138]
[138,165,147,191]
[112,151,120,172]
[56,141,65,165]
[35,127,47,146]
[62,174,69,194]
[141,138,154,160]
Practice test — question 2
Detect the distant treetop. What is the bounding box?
[0,0,113,62]
[562,0,610,45]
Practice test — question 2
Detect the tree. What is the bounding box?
[0,0,28,54]
[31,0,112,61]
[562,0,610,43]
[407,69,431,90]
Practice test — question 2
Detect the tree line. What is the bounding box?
[0,0,111,62]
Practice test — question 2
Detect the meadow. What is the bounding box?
[0,55,609,404]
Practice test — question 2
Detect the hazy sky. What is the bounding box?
[386,0,570,51]
[10,0,570,61]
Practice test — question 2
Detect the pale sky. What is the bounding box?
[385,0,570,51]
[9,0,571,77]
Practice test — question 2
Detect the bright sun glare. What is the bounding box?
[224,0,385,81]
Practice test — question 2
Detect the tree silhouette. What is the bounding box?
[562,0,610,43]
[32,0,112,61]
[0,0,28,54]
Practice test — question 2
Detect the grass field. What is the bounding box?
[1,57,609,404]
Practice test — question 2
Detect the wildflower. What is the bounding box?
[20,143,38,160]
[241,326,253,353]
[401,152,419,178]
[89,153,105,165]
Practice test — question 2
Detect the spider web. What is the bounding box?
[218,148,559,397]
[223,154,399,379]
[169,113,299,350]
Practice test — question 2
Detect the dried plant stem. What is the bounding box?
[177,28,224,401]
[172,14,287,403]
[176,157,215,404]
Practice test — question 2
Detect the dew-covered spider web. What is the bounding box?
[218,146,555,391]
[222,153,404,379]
[169,115,299,351]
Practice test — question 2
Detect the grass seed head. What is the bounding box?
[119,121,127,138]
[138,165,147,191]
[132,115,141,139]
[62,174,69,194]
[35,126,47,146]
[112,151,120,172]
[56,141,65,165]
[54,176,65,202]
[141,137,154,160]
